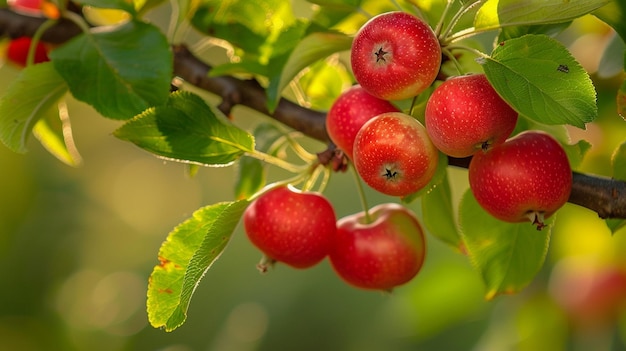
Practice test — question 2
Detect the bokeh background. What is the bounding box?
[2,1,626,350]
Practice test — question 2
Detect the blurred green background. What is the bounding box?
[2,2,626,350]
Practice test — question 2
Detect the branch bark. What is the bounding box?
[2,9,626,220]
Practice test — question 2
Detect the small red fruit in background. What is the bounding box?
[7,0,43,17]
[468,131,572,229]
[325,85,399,159]
[350,11,441,101]
[6,37,50,67]
[550,258,626,327]
[330,203,426,291]
[353,112,439,197]
[425,73,518,157]
[243,186,337,271]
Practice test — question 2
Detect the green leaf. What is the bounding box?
[50,20,172,120]
[497,22,571,42]
[73,0,137,15]
[459,190,551,299]
[605,142,626,233]
[268,31,352,111]
[233,123,286,199]
[612,141,626,181]
[114,91,255,166]
[482,34,597,128]
[32,101,82,167]
[594,0,626,42]
[306,0,361,10]
[147,200,249,332]
[421,174,461,248]
[235,157,265,200]
[562,139,592,170]
[191,0,297,58]
[402,153,448,204]
[0,62,68,153]
[597,34,625,78]
[297,58,351,111]
[619,77,626,120]
[475,0,610,30]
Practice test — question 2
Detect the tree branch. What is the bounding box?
[2,9,626,220]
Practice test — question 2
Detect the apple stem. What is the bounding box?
[284,132,318,163]
[442,47,465,75]
[433,0,455,37]
[27,18,55,66]
[246,149,309,174]
[301,163,330,193]
[439,0,484,42]
[256,255,276,274]
[350,163,373,224]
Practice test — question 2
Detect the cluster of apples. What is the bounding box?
[243,186,426,291]
[243,11,574,291]
[327,11,573,230]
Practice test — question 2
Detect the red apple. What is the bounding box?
[7,0,44,17]
[468,131,572,229]
[425,74,518,157]
[326,85,399,159]
[550,259,626,326]
[329,203,426,291]
[243,185,336,271]
[6,37,50,67]
[353,112,439,197]
[350,11,441,101]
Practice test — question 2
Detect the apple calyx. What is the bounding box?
[374,46,390,63]
[526,211,547,231]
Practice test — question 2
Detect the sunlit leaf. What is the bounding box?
[401,153,448,204]
[297,58,351,111]
[594,0,626,42]
[233,123,287,199]
[482,34,597,128]
[114,91,255,166]
[73,0,136,14]
[147,200,249,332]
[497,22,571,42]
[306,0,361,10]
[421,174,461,248]
[82,7,132,26]
[32,101,82,167]
[616,79,626,119]
[191,0,297,58]
[267,31,352,111]
[475,0,610,30]
[562,139,592,170]
[235,158,265,200]
[0,62,68,153]
[459,190,551,299]
[613,141,626,181]
[606,142,626,233]
[50,20,172,120]
[597,34,625,78]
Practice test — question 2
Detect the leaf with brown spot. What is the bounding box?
[147,200,249,331]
